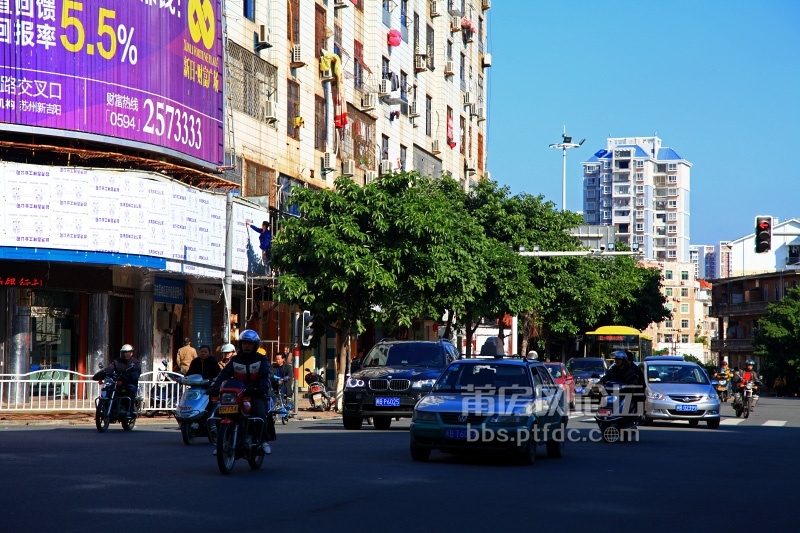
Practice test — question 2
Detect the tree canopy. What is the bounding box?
[753,287,800,378]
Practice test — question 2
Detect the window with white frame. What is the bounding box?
[665,287,673,297]
[668,175,677,183]
[668,200,677,208]
[664,318,673,327]
[668,163,677,171]
[635,235,644,243]
[603,161,611,169]
[587,178,596,186]
[636,210,643,219]
[587,202,596,210]
[635,172,644,181]
[668,225,677,233]
[668,212,677,221]
[681,333,689,343]
[586,165,598,173]
[635,185,643,194]
[668,188,677,196]
[602,210,611,219]
[636,160,644,169]
[636,198,644,206]
[636,223,643,231]
[665,270,673,280]
[586,214,597,223]
[680,304,689,313]
[681,288,689,297]
[668,237,677,245]
[586,188,595,198]
[602,186,611,194]
[681,270,689,280]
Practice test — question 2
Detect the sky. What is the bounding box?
[486,0,800,247]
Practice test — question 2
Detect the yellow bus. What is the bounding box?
[583,325,653,363]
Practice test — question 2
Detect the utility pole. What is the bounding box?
[223,191,233,343]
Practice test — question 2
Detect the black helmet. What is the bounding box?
[238,329,260,354]
[745,359,755,367]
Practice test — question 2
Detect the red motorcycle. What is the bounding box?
[211,379,268,475]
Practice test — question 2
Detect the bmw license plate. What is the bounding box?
[375,397,400,407]
[676,404,698,412]
[218,405,238,414]
[445,428,469,440]
[575,387,585,394]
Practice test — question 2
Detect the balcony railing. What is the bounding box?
[709,301,769,318]
[710,338,753,353]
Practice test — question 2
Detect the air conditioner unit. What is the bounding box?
[264,100,277,123]
[463,91,473,106]
[323,151,335,171]
[450,15,461,32]
[365,170,377,184]
[430,1,441,17]
[481,53,492,68]
[415,55,426,72]
[334,0,349,8]
[380,159,392,175]
[361,92,377,110]
[256,24,272,51]
[378,78,391,96]
[431,140,441,154]
[465,158,476,173]
[342,159,355,176]
[291,44,304,66]
[475,106,485,122]
[409,101,420,118]
[444,60,454,76]
[482,0,491,10]
[469,104,478,117]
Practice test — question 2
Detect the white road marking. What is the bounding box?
[569,412,585,418]
[720,418,745,425]
[762,420,787,427]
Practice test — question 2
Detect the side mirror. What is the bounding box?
[350,359,362,372]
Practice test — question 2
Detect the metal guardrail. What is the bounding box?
[710,339,753,352]
[0,371,182,413]
[709,301,769,317]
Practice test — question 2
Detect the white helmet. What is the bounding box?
[120,344,134,358]
[221,343,236,354]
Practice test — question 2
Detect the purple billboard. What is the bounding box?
[0,0,224,168]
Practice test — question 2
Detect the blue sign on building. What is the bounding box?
[154,278,185,304]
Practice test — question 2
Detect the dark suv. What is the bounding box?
[342,339,460,430]
[566,357,609,400]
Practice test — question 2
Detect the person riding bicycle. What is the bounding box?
[733,359,761,411]
[210,330,275,454]
[93,344,141,416]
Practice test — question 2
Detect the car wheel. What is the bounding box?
[688,419,699,427]
[410,442,431,462]
[640,416,653,426]
[342,414,363,430]
[707,419,720,429]
[546,420,566,458]
[518,426,538,465]
[372,416,392,430]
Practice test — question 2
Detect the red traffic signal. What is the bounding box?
[754,216,772,253]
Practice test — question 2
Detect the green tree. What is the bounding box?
[753,287,800,379]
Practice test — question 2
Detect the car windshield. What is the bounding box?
[433,363,532,394]
[361,343,445,368]
[544,364,563,379]
[646,364,710,385]
[567,359,606,373]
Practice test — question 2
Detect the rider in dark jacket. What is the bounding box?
[93,344,141,414]
[600,351,640,417]
[210,330,275,453]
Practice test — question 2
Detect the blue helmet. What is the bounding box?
[239,329,261,354]
[611,350,627,362]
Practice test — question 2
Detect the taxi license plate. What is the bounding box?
[676,404,698,412]
[375,397,400,407]
[218,405,238,414]
[445,428,469,440]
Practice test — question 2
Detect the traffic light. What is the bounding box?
[301,310,315,346]
[754,216,772,253]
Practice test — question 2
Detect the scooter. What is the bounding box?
[712,372,732,402]
[145,359,182,417]
[175,374,219,445]
[305,369,334,411]
[594,382,639,443]
[732,380,759,418]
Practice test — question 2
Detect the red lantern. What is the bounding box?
[388,29,402,47]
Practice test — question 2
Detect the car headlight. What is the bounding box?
[705,393,719,401]
[412,410,437,422]
[346,378,365,389]
[411,379,436,389]
[488,414,527,424]
[646,390,666,401]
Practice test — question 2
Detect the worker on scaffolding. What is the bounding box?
[246,219,272,275]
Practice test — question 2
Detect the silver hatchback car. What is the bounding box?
[643,357,720,429]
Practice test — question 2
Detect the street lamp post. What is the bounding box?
[549,127,584,212]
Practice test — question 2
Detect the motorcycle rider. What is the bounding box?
[733,359,761,411]
[186,345,221,381]
[219,343,235,370]
[600,351,639,416]
[210,330,275,454]
[714,360,733,401]
[93,344,141,416]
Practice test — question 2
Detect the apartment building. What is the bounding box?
[581,136,691,263]
[689,244,716,280]
[225,0,491,202]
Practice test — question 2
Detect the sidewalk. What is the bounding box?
[0,407,341,427]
